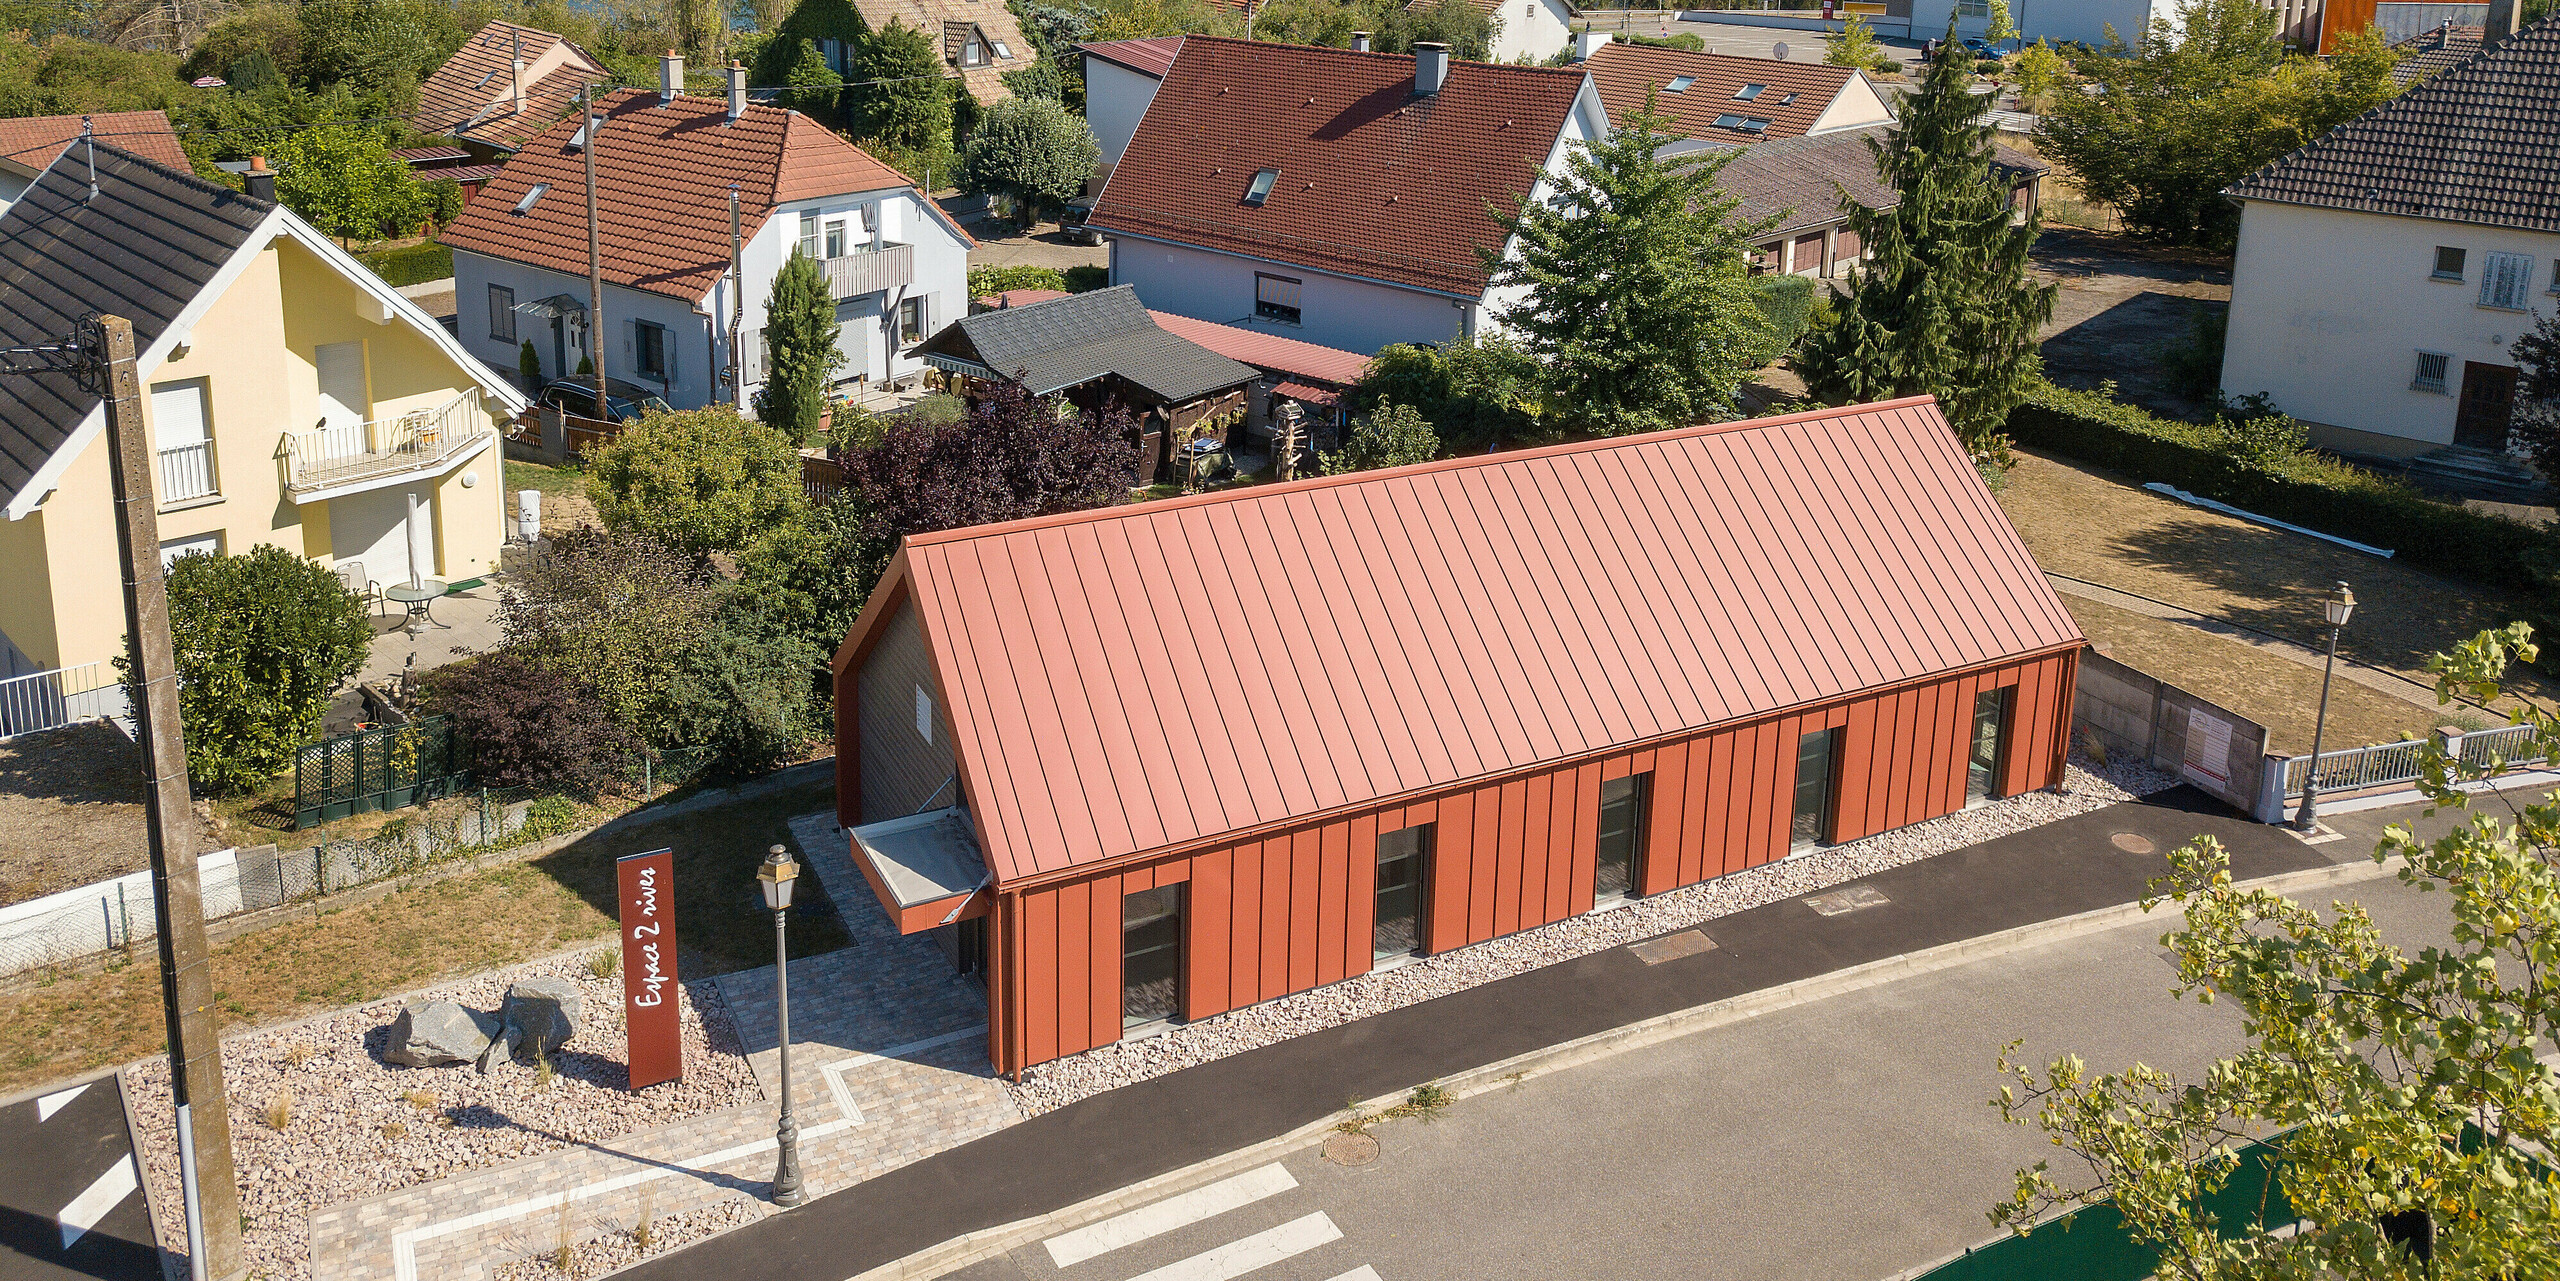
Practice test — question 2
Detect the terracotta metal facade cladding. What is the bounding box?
[1087,35,1591,298]
[981,646,2078,1072]
[1583,43,1859,142]
[439,89,924,303]
[848,395,2082,888]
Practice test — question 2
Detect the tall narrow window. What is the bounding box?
[899,296,927,345]
[2481,251,2534,310]
[1122,885,1182,1027]
[825,218,848,259]
[1374,823,1431,959]
[1791,727,1839,848]
[1966,688,2012,805]
[635,321,668,381]
[488,284,516,344]
[798,212,820,261]
[1593,772,1648,904]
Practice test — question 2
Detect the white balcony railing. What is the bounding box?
[280,391,487,495]
[822,243,914,300]
[158,441,216,503]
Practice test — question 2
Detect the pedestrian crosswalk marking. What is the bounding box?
[35,1082,87,1123]
[58,1153,136,1251]
[1124,1212,1342,1281]
[1042,1163,1298,1268]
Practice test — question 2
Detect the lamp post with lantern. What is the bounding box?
[2294,582,2357,833]
[758,845,805,1208]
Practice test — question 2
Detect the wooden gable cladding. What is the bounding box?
[983,646,2078,1073]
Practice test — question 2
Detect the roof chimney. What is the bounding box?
[512,28,526,114]
[244,155,276,202]
[728,60,748,120]
[660,50,683,104]
[1350,30,1371,51]
[2485,0,2521,50]
[1572,28,1612,60]
[1413,41,1448,95]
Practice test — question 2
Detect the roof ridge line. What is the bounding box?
[902,394,1944,551]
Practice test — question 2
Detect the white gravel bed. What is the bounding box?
[126,949,759,1281]
[487,1189,766,1280]
[1006,755,2179,1116]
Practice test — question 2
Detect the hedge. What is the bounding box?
[2007,382,2560,597]
[359,241,453,288]
[1744,274,1817,366]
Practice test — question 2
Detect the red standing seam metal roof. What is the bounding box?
[1079,36,1183,78]
[440,89,956,303]
[1090,36,1591,299]
[0,112,189,175]
[864,395,2082,885]
[1583,43,1864,143]
[1147,310,1369,386]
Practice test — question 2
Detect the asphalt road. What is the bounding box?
[945,865,2456,1281]
[0,1075,158,1281]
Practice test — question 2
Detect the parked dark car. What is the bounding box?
[1060,198,1101,246]
[535,377,675,422]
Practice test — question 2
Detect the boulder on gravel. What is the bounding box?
[500,977,584,1056]
[383,1001,498,1067]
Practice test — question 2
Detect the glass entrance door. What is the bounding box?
[1966,688,2011,805]
[1374,823,1431,959]
[1122,885,1182,1028]
[1593,773,1648,903]
[1791,727,1839,849]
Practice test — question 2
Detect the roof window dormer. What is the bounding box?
[513,182,548,213]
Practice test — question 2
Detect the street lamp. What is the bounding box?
[2294,581,2357,833]
[758,845,805,1208]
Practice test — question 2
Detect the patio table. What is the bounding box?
[385,580,449,632]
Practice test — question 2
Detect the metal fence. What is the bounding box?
[0,663,128,740]
[292,715,469,828]
[2278,724,2541,799]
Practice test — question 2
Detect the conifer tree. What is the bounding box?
[1798,22,2056,459]
[852,19,956,177]
[755,251,843,442]
[1484,94,1773,436]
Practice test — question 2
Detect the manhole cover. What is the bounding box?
[2111,832,2158,854]
[1322,1132,1380,1167]
[1803,885,1890,917]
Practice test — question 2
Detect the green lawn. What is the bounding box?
[504,458,587,499]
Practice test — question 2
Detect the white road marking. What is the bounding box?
[820,1025,986,1126]
[1125,1212,1343,1281]
[35,1083,88,1123]
[1324,1269,1383,1281]
[1043,1164,1299,1268]
[57,1154,136,1251]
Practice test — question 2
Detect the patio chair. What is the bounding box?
[335,561,383,620]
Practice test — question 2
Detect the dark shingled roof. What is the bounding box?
[917,286,1259,403]
[1667,126,2046,238]
[2390,23,2484,86]
[2225,17,2560,234]
[0,142,270,509]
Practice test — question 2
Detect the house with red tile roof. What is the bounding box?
[0,112,189,213]
[413,21,612,157]
[1576,37,1889,145]
[441,64,974,411]
[1089,36,1609,355]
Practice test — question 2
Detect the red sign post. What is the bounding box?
[617,848,683,1090]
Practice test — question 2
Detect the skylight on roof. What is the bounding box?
[1665,74,1696,92]
[1712,114,1771,133]
[1243,168,1279,206]
[514,183,549,213]
[993,39,1013,58]
[1734,83,1766,100]
[1778,92,1799,105]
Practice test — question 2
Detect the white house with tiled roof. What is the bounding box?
[2219,11,2557,485]
[441,59,973,411]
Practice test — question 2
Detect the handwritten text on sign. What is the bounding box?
[617,848,682,1090]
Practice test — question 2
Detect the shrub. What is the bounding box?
[119,545,373,794]
[522,795,580,840]
[1064,265,1108,292]
[2158,304,2228,402]
[1743,274,1817,366]
[967,264,1068,298]
[1348,338,1543,451]
[959,94,1098,219]
[494,528,721,743]
[837,382,1136,542]
[753,253,843,444]
[519,339,540,384]
[418,652,639,797]
[358,241,452,287]
[583,406,807,559]
[735,489,897,656]
[2214,411,2307,479]
[1322,402,1440,474]
[668,608,823,779]
[2008,381,2560,595]
[2507,312,2560,485]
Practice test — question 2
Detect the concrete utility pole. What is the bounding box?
[97,314,245,1280]
[730,183,746,412]
[583,85,607,418]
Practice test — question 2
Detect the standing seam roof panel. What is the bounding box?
[1178,502,1322,822]
[1452,467,1598,760]
[1255,490,1416,797]
[1590,449,1748,722]
[1747,428,1899,690]
[1023,525,1150,861]
[1126,511,1263,837]
[1085,518,1205,845]
[1660,440,1806,706]
[1517,456,1657,744]
[1362,478,1523,778]
[1321,479,1482,789]
[1201,499,1347,816]
[1570,451,1720,731]
[1396,472,1560,767]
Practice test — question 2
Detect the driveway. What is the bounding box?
[965,222,1107,275]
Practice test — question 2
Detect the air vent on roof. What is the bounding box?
[1665,74,1696,92]
[1244,168,1279,206]
[474,67,500,88]
[1734,83,1766,99]
[514,182,549,213]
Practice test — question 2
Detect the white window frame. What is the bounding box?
[2412,349,2452,394]
[825,219,847,259]
[2480,251,2533,310]
[634,320,670,382]
[898,296,928,345]
[798,212,820,261]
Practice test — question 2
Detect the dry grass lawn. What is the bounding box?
[2000,450,2553,708]
[0,775,848,1099]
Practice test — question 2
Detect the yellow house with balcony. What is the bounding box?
[0,142,527,714]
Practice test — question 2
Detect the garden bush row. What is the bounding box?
[2007,382,2560,598]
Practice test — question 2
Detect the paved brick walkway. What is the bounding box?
[303,813,1019,1280]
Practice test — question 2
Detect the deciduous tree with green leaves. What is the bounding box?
[1825,14,1893,73]
[754,251,844,443]
[269,125,428,239]
[1484,93,1772,436]
[494,528,721,745]
[1796,25,2055,458]
[1322,402,1439,474]
[1994,621,2560,1280]
[584,405,808,559]
[961,94,1099,219]
[117,545,373,794]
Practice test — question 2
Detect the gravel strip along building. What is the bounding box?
[830,395,2086,1076]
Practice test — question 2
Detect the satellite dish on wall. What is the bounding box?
[1773,40,1791,59]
